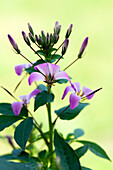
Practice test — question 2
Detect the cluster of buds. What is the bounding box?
[8,21,88,67]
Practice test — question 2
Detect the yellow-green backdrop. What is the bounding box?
[0,0,113,169]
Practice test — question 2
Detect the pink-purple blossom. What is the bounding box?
[62,82,94,110]
[11,89,41,115]
[15,63,32,76]
[28,63,71,85]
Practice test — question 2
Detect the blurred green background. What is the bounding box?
[0,0,113,169]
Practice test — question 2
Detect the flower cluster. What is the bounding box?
[7,21,94,116]
[1,21,107,170]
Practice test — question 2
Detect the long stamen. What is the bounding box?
[81,87,102,100]
[63,57,79,71]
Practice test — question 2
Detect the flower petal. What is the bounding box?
[71,82,81,94]
[82,86,94,99]
[11,102,23,115]
[28,72,45,85]
[34,63,50,76]
[28,89,41,101]
[69,94,81,110]
[48,63,60,77]
[62,86,75,100]
[55,71,71,82]
[15,64,31,76]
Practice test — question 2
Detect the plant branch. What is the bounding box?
[51,40,65,59]
[53,105,70,126]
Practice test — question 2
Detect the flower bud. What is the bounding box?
[61,39,69,56]
[8,34,20,54]
[45,33,50,45]
[78,37,88,58]
[54,21,61,35]
[29,32,35,43]
[65,24,73,39]
[41,30,45,38]
[28,23,34,36]
[22,31,31,46]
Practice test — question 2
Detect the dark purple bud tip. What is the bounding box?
[62,39,69,55]
[78,37,88,58]
[28,23,34,36]
[8,34,20,54]
[22,31,31,46]
[65,24,73,38]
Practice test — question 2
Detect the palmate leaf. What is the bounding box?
[55,103,89,120]
[76,140,111,161]
[14,117,33,150]
[54,130,81,170]
[34,91,54,111]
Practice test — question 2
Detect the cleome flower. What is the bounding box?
[12,89,41,115]
[62,82,94,110]
[28,63,71,86]
[15,63,33,76]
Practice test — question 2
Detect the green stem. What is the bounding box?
[47,86,53,164]
[28,109,50,149]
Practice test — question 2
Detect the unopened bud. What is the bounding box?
[61,39,69,56]
[28,23,34,36]
[78,37,88,58]
[54,21,61,35]
[65,24,73,39]
[8,34,20,54]
[56,156,61,170]
[22,31,31,46]
[29,32,35,43]
[41,30,45,38]
[6,135,15,149]
[45,33,50,45]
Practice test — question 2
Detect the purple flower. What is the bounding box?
[28,63,71,86]
[15,63,32,76]
[62,82,94,110]
[11,89,41,115]
[78,37,88,58]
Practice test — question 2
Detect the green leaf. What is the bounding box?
[54,130,81,170]
[0,103,14,115]
[76,140,111,161]
[55,103,89,120]
[0,103,28,117]
[25,59,44,74]
[0,159,36,170]
[56,79,68,84]
[81,167,92,170]
[14,117,33,150]
[12,149,29,162]
[34,91,54,111]
[37,84,47,92]
[74,129,84,139]
[0,115,23,131]
[75,145,88,158]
